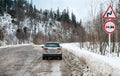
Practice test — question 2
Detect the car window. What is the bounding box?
[45,43,60,47]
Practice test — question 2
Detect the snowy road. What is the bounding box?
[0,45,94,76]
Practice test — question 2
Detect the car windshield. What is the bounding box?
[45,43,60,47]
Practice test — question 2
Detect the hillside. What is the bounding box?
[0,0,85,45]
[0,13,63,45]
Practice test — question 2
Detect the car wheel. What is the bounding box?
[42,56,45,60]
[43,56,46,60]
[58,56,62,60]
[60,56,62,60]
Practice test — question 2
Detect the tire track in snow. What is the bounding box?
[36,60,62,76]
[50,61,61,76]
[15,56,34,76]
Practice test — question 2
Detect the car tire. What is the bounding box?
[60,56,62,60]
[42,56,45,60]
[60,54,62,60]
[42,56,46,60]
[58,56,62,60]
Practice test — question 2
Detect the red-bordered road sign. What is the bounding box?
[102,5,117,19]
[104,20,116,34]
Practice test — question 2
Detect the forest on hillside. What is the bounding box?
[0,0,85,44]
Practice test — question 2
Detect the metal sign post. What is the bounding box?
[104,20,116,55]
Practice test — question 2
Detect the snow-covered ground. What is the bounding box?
[0,43,120,76]
[0,44,32,49]
[0,44,84,76]
[62,43,120,76]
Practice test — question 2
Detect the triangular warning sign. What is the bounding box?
[102,5,117,19]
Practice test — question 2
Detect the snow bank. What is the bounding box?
[0,44,32,49]
[62,43,120,76]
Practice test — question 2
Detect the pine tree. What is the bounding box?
[0,0,4,14]
[66,8,70,22]
[61,9,66,22]
[56,8,61,21]
[71,12,76,27]
[49,9,53,19]
[61,9,70,22]
[27,4,33,18]
[33,5,37,19]
[17,0,25,8]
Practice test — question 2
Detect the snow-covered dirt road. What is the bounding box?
[0,45,94,76]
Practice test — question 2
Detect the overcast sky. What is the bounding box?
[29,0,118,22]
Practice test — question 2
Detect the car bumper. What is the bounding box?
[43,53,62,57]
